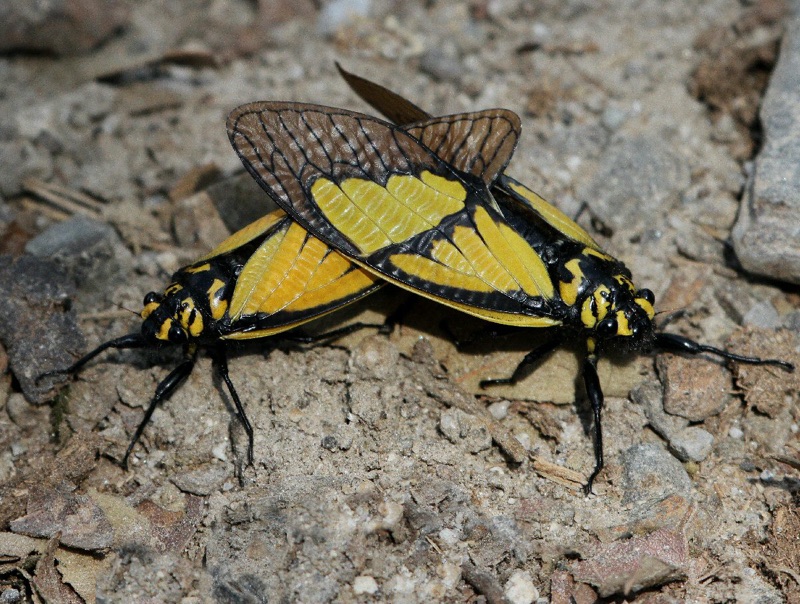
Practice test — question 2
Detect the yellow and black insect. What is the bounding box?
[44,208,382,465]
[45,109,522,466]
[226,67,794,492]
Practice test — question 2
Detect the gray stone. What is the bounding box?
[668,427,714,462]
[732,17,800,284]
[25,215,132,295]
[620,444,692,504]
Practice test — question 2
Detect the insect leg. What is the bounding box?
[208,345,254,466]
[654,332,794,371]
[479,336,561,388]
[38,333,148,382]
[582,353,604,495]
[122,347,197,468]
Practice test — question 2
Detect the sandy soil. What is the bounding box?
[0,0,798,602]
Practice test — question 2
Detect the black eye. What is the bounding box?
[168,323,187,343]
[596,317,618,338]
[143,292,162,306]
[637,288,655,305]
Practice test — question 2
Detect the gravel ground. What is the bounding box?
[0,0,799,602]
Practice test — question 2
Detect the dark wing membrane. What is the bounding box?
[338,65,602,251]
[338,64,521,185]
[227,103,559,325]
[196,208,383,340]
[336,62,430,124]
[405,111,520,186]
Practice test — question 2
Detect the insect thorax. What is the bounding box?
[554,244,655,347]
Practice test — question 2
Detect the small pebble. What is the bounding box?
[488,400,510,420]
[504,570,539,604]
[0,588,21,604]
[669,427,714,462]
[729,426,744,440]
[353,575,379,595]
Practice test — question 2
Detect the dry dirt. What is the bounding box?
[0,0,798,602]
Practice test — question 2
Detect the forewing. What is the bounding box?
[228,103,556,321]
[496,175,601,250]
[339,67,602,250]
[200,209,382,340]
[405,111,520,186]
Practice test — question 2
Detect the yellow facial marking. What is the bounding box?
[615,310,633,336]
[178,302,203,338]
[207,278,228,320]
[157,318,173,341]
[559,258,584,306]
[141,301,160,320]
[311,172,466,255]
[507,181,600,250]
[635,297,655,320]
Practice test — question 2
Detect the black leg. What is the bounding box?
[122,349,197,467]
[582,353,604,495]
[37,333,148,382]
[479,336,561,388]
[655,332,794,372]
[208,346,254,466]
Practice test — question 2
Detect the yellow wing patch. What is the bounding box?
[198,209,287,261]
[229,221,380,320]
[505,180,600,250]
[389,206,554,301]
[311,171,466,254]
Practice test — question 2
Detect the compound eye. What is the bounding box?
[637,288,655,305]
[596,317,618,338]
[168,323,188,343]
[143,292,163,306]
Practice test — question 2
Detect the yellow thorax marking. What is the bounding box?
[581,296,597,329]
[559,258,584,306]
[635,297,655,320]
[185,263,211,274]
[165,283,183,296]
[583,247,614,262]
[157,318,173,341]
[207,278,228,320]
[615,310,633,336]
[179,301,204,337]
[592,285,611,321]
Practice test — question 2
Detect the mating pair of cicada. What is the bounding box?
[48,66,792,492]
